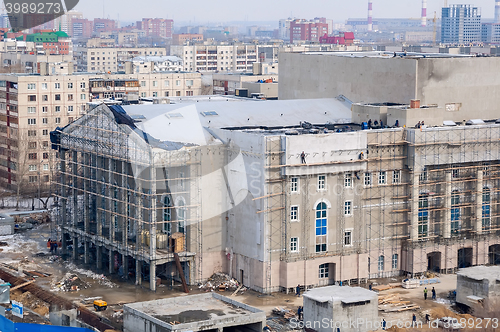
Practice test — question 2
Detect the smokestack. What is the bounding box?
[421,0,427,26]
[496,0,500,23]
[368,1,373,31]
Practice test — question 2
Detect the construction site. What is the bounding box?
[47,94,500,297]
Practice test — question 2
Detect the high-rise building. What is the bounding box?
[93,18,117,34]
[71,18,93,39]
[441,4,481,44]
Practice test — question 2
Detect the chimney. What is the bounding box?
[410,99,421,109]
[421,0,427,26]
[367,1,373,32]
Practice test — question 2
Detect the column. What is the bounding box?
[136,259,142,285]
[108,158,114,243]
[410,171,420,241]
[62,234,67,256]
[121,161,128,248]
[72,236,78,261]
[150,261,156,291]
[83,153,90,234]
[109,249,114,274]
[149,165,157,291]
[96,245,102,270]
[444,171,452,239]
[60,151,67,227]
[122,254,128,279]
[84,241,90,265]
[72,151,78,228]
[475,170,483,234]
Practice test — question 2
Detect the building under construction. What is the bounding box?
[51,96,500,292]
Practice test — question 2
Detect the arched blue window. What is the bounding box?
[315,202,327,253]
[482,187,491,230]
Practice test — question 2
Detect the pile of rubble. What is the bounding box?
[52,273,89,292]
[14,291,50,316]
[64,263,118,289]
[199,273,241,291]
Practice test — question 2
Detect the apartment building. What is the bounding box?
[173,34,204,45]
[0,31,72,56]
[0,71,201,191]
[127,56,183,73]
[52,96,500,293]
[137,18,174,39]
[74,46,167,73]
[289,19,328,43]
[170,44,258,72]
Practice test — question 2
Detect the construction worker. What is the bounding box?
[432,287,436,300]
[300,151,306,164]
[424,287,428,300]
[296,284,301,296]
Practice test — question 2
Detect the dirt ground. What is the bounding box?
[0,222,497,331]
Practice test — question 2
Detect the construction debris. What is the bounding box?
[12,291,50,316]
[198,273,241,291]
[272,307,297,320]
[378,293,420,312]
[52,273,89,292]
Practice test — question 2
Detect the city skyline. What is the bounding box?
[69,0,497,24]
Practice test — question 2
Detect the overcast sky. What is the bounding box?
[73,0,496,24]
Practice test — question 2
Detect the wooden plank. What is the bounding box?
[10,280,35,291]
[231,285,243,297]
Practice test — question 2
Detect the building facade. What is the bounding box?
[52,97,500,294]
[170,44,258,72]
[290,19,328,43]
[441,5,481,44]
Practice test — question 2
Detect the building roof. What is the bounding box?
[457,266,500,282]
[301,51,473,58]
[303,286,377,304]
[121,98,351,146]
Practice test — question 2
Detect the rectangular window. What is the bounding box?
[43,164,49,171]
[393,170,401,184]
[318,175,325,190]
[41,83,47,90]
[179,172,185,189]
[68,106,73,112]
[42,118,48,124]
[28,95,36,102]
[186,80,193,86]
[186,91,193,96]
[81,94,86,100]
[42,95,48,101]
[42,106,48,113]
[344,230,352,246]
[67,82,73,89]
[140,81,146,87]
[43,152,48,159]
[452,168,459,179]
[27,130,36,137]
[344,201,352,215]
[152,81,158,87]
[290,177,298,193]
[28,141,37,149]
[80,82,86,89]
[153,92,158,97]
[28,165,37,171]
[164,80,170,87]
[419,168,428,182]
[28,153,37,160]
[164,91,169,97]
[290,237,298,252]
[141,92,146,97]
[68,94,73,101]
[55,94,61,101]
[364,172,371,186]
[55,117,61,124]
[28,118,36,125]
[55,106,61,112]
[290,206,298,221]
[27,83,36,90]
[176,80,181,86]
[29,176,37,183]
[42,129,48,135]
[54,82,60,89]
[344,172,352,187]
[319,263,329,278]
[27,107,36,114]
[378,171,386,185]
